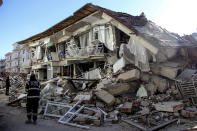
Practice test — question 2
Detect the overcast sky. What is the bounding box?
[0,0,197,58]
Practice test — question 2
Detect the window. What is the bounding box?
[79,32,89,47]
[93,30,99,40]
[93,26,105,43]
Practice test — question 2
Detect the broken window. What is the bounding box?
[104,24,116,51]
[59,42,66,59]
[92,26,105,43]
[119,29,130,44]
[44,42,59,61]
[93,28,99,41]
[65,39,80,58]
[79,32,89,48]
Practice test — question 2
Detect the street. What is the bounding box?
[0,94,133,131]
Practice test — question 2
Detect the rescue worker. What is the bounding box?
[25,73,40,124]
[5,76,10,95]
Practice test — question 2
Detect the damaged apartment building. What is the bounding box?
[17,3,194,81]
[5,43,30,73]
[6,3,197,130]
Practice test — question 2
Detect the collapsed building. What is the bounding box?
[18,3,194,81]
[5,3,197,130]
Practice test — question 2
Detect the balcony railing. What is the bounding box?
[65,45,104,59]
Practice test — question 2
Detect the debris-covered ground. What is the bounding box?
[0,97,197,131]
[1,67,197,131]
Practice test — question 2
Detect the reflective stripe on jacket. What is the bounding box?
[26,81,40,98]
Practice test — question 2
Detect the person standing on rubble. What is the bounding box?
[5,76,10,95]
[25,73,40,124]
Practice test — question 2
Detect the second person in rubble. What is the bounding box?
[25,73,40,124]
[5,76,10,95]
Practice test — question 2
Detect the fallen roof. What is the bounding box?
[18,3,192,48]
[17,3,147,44]
[134,21,193,48]
[182,34,197,45]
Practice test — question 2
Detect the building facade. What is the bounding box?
[5,43,30,73]
[5,52,12,72]
[0,59,5,73]
[17,3,191,81]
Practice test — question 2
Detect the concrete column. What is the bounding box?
[93,61,97,68]
[73,64,76,78]
[51,66,53,79]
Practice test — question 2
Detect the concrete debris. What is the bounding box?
[181,110,197,118]
[4,4,197,130]
[96,101,105,108]
[103,83,131,96]
[84,68,101,80]
[140,100,150,107]
[73,92,92,102]
[151,75,169,93]
[145,83,157,96]
[140,72,150,83]
[118,102,133,113]
[2,56,196,130]
[116,69,140,82]
[154,101,184,112]
[150,62,184,79]
[113,57,126,73]
[95,89,115,105]
[138,107,150,115]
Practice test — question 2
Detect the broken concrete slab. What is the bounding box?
[138,107,150,115]
[150,62,184,79]
[154,101,184,112]
[140,101,150,107]
[119,102,133,113]
[96,101,105,108]
[151,75,169,93]
[145,83,157,96]
[73,92,92,102]
[84,68,101,80]
[181,110,197,118]
[95,89,115,105]
[140,72,150,83]
[113,57,126,73]
[116,69,140,82]
[103,83,131,96]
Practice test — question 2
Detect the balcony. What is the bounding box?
[21,60,31,68]
[6,59,11,62]
[65,45,104,59]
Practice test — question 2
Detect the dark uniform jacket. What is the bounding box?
[6,78,10,88]
[26,81,40,99]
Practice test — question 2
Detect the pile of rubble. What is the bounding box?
[4,65,197,130]
[0,73,27,106]
[26,65,196,130]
